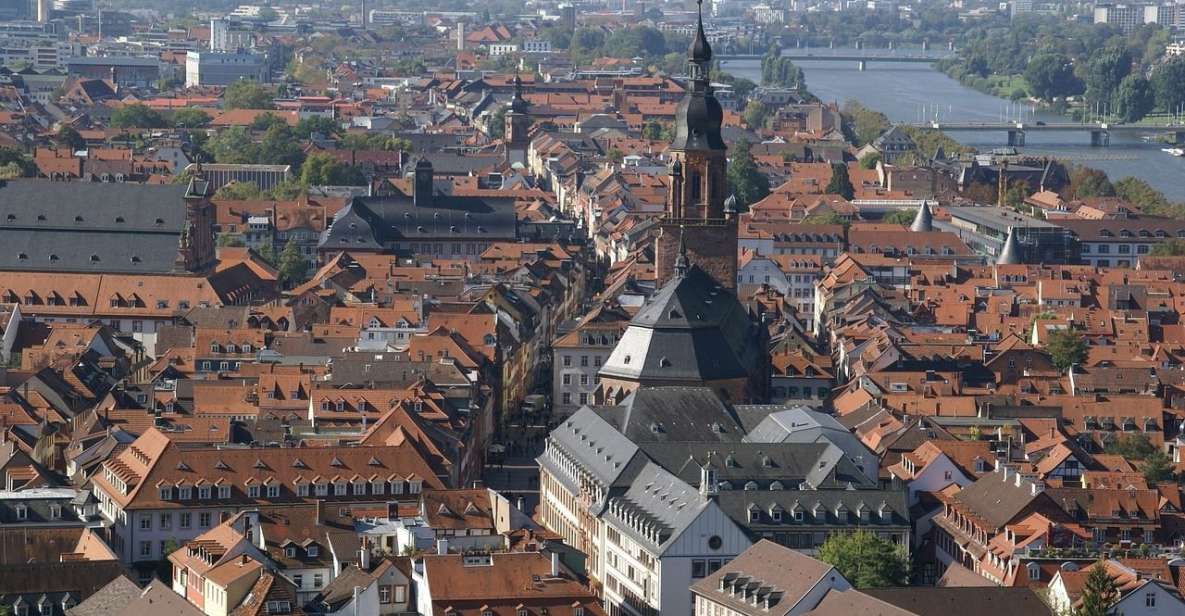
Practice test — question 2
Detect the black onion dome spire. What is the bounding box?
[510,72,529,114]
[670,0,725,151]
[689,0,712,64]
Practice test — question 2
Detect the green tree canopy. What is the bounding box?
[1084,48,1132,106]
[300,152,367,186]
[109,103,167,128]
[172,107,212,129]
[1112,74,1154,122]
[278,238,311,287]
[1075,562,1118,616]
[1046,327,1088,371]
[1141,448,1174,483]
[882,210,915,225]
[1152,57,1185,114]
[1023,52,1082,101]
[1151,239,1185,256]
[1104,432,1158,460]
[742,101,771,130]
[214,181,264,200]
[818,531,910,588]
[55,125,85,151]
[1068,166,1116,199]
[209,126,258,164]
[825,163,855,200]
[726,139,770,210]
[859,152,881,169]
[223,80,274,110]
[295,115,342,138]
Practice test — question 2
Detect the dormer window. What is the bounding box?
[285,547,296,558]
[307,545,319,557]
[159,487,173,500]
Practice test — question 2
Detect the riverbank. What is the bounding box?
[718,55,1185,201]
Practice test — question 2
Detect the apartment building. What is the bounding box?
[89,428,443,575]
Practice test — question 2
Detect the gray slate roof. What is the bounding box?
[599,265,763,383]
[0,180,190,274]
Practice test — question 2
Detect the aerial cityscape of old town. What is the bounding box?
[5,0,1185,614]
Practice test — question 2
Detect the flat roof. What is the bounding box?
[946,206,1057,229]
[66,56,161,67]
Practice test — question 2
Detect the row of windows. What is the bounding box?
[140,511,213,531]
[156,479,422,504]
[1083,243,1149,255]
[561,354,604,367]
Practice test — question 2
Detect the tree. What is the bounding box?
[742,101,770,130]
[278,239,310,286]
[825,163,854,200]
[487,106,506,139]
[109,103,167,128]
[882,210,915,225]
[1004,180,1030,209]
[803,212,848,226]
[1084,48,1132,105]
[1141,449,1174,483]
[256,124,305,168]
[295,115,341,138]
[1151,239,1185,256]
[172,108,211,129]
[641,122,666,140]
[0,147,34,177]
[1046,328,1087,371]
[55,125,85,151]
[214,181,264,200]
[217,233,245,247]
[818,531,910,588]
[859,152,881,170]
[726,140,770,210]
[1075,562,1118,616]
[250,112,289,132]
[223,79,274,110]
[1023,52,1082,101]
[1068,166,1115,199]
[301,152,366,186]
[1112,74,1154,123]
[257,241,277,265]
[1152,57,1185,115]
[209,126,258,164]
[1104,432,1158,459]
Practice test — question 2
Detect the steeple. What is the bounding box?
[688,0,712,79]
[909,201,933,232]
[996,227,1021,265]
[509,71,529,114]
[673,228,689,277]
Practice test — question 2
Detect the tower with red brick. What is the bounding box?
[655,0,737,290]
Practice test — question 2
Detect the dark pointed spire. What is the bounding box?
[673,227,689,277]
[689,0,712,66]
[509,71,528,114]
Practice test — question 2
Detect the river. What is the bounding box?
[719,53,1185,201]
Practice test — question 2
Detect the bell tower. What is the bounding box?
[504,73,531,167]
[656,0,737,290]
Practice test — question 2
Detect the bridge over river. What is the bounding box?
[903,121,1185,147]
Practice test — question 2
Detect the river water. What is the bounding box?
[720,54,1185,201]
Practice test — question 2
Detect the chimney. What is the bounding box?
[436,538,448,555]
[414,159,434,207]
[550,551,559,577]
[359,538,371,570]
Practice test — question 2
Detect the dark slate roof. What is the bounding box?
[638,442,875,490]
[0,180,189,274]
[319,192,517,251]
[863,587,1052,616]
[598,387,747,443]
[600,265,762,383]
[715,488,910,529]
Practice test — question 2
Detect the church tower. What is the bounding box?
[505,74,531,167]
[655,0,738,290]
